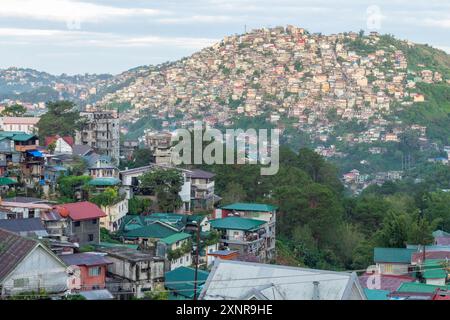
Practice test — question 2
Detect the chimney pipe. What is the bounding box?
[313,281,320,300]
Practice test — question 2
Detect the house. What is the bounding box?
[96,247,165,299]
[0,217,48,238]
[0,197,53,219]
[45,135,74,154]
[0,228,68,297]
[40,210,69,242]
[117,215,179,249]
[59,253,113,291]
[164,266,209,300]
[157,232,192,271]
[209,216,271,263]
[0,131,45,187]
[186,169,216,210]
[99,198,128,232]
[0,117,40,134]
[374,248,416,275]
[421,260,448,286]
[200,260,366,300]
[214,202,277,261]
[57,201,106,246]
[392,282,448,300]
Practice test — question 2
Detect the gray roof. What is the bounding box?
[0,218,48,237]
[96,247,163,263]
[72,144,93,157]
[4,197,50,204]
[59,253,113,267]
[200,260,366,300]
[186,169,215,179]
[0,228,38,281]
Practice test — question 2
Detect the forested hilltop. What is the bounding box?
[191,147,450,270]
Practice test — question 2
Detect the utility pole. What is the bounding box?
[193,221,200,300]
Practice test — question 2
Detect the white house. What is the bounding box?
[0,117,40,134]
[100,198,128,232]
[0,228,69,297]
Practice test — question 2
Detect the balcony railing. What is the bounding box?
[15,145,37,152]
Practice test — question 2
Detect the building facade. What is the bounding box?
[76,110,120,165]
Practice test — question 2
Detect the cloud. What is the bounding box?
[421,18,450,29]
[0,27,218,50]
[0,0,166,23]
[157,15,238,25]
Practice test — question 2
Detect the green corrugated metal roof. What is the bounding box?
[221,202,277,212]
[374,248,416,263]
[364,288,390,300]
[423,268,447,279]
[122,223,177,239]
[165,266,209,299]
[210,216,266,231]
[397,282,448,293]
[160,232,191,245]
[0,177,17,186]
[88,177,121,186]
[11,133,36,142]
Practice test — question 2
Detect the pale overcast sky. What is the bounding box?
[0,0,449,75]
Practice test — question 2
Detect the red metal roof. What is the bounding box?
[412,251,450,264]
[60,201,106,221]
[45,135,74,147]
[359,273,415,292]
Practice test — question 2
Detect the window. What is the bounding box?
[28,210,35,219]
[74,221,81,227]
[92,219,97,225]
[88,267,101,277]
[13,278,29,288]
[88,234,94,242]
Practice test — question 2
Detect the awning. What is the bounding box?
[0,177,17,186]
[27,150,43,157]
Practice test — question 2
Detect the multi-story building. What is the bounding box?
[96,247,165,299]
[212,203,277,263]
[0,131,45,187]
[144,131,172,165]
[0,117,40,134]
[56,201,106,246]
[185,169,216,211]
[76,110,120,165]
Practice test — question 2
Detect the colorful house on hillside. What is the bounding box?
[0,228,68,297]
[214,203,277,262]
[374,248,416,275]
[157,232,192,271]
[117,215,179,248]
[59,253,113,291]
[210,216,271,263]
[57,201,106,246]
[45,135,74,154]
[164,266,209,300]
[391,282,449,300]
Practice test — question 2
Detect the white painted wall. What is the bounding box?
[1,245,68,296]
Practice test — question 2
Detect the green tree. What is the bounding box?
[1,104,27,116]
[37,101,81,142]
[139,169,183,212]
[221,182,247,205]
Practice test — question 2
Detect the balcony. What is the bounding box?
[15,145,37,152]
